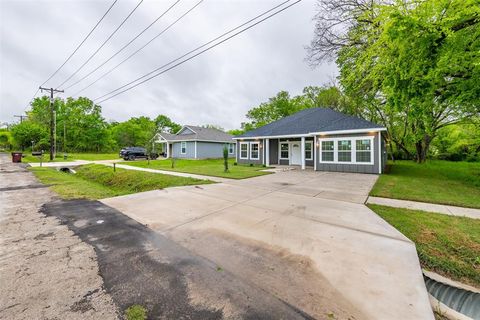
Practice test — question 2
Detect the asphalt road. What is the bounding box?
[41,199,316,319]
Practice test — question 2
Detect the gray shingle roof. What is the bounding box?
[159,125,234,142]
[236,108,385,138]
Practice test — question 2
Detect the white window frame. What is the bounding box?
[240,142,249,159]
[250,142,260,160]
[318,136,374,165]
[305,141,313,160]
[180,141,187,154]
[355,139,373,164]
[279,142,289,160]
[228,143,234,154]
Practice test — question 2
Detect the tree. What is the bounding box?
[155,115,181,134]
[10,121,48,150]
[307,0,480,162]
[0,130,13,150]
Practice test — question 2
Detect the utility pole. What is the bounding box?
[14,115,27,123]
[39,87,63,161]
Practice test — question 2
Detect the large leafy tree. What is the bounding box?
[308,0,480,162]
[10,121,48,150]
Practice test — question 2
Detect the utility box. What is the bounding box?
[11,152,22,163]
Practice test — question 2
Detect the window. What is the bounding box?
[356,139,371,163]
[240,142,248,159]
[228,143,234,154]
[321,141,334,162]
[280,143,289,159]
[250,142,259,160]
[181,141,187,154]
[305,141,313,160]
[337,140,351,162]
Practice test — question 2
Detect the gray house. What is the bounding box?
[234,108,387,174]
[156,125,235,159]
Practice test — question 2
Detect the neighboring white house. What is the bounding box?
[156,125,235,159]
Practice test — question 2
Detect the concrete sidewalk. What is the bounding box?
[367,196,480,219]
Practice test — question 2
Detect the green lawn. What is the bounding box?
[23,152,119,163]
[125,159,271,179]
[369,204,480,287]
[370,160,480,208]
[30,164,211,200]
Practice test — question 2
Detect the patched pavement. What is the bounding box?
[102,169,435,320]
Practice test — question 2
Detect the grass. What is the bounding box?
[125,158,271,179]
[370,160,480,208]
[23,152,119,163]
[369,204,480,287]
[125,305,147,320]
[30,164,211,200]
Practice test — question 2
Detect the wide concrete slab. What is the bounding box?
[101,169,434,320]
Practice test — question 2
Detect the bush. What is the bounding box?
[249,163,253,167]
[233,162,237,166]
[125,305,147,320]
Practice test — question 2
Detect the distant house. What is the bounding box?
[156,125,235,159]
[234,108,387,174]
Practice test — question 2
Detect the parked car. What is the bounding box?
[119,147,158,161]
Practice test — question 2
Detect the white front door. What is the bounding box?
[290,143,301,165]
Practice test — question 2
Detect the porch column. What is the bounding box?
[265,138,270,166]
[301,136,305,170]
[166,142,170,158]
[314,136,317,171]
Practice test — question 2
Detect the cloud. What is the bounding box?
[0,0,336,130]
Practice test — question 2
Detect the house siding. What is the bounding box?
[237,140,263,165]
[315,132,384,174]
[196,141,235,159]
[172,141,195,159]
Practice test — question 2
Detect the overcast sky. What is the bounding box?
[0,0,336,130]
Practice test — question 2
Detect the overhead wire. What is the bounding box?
[94,0,300,104]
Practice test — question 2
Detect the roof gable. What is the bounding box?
[158,125,234,143]
[236,108,385,138]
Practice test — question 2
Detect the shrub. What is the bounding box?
[125,305,147,320]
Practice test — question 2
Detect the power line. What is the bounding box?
[40,0,118,87]
[73,0,204,97]
[94,0,300,104]
[64,0,181,91]
[55,0,144,90]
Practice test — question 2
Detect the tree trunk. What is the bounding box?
[415,135,432,163]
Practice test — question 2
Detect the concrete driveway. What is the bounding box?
[102,169,434,320]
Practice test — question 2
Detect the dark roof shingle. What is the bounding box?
[236,108,384,138]
[159,125,234,142]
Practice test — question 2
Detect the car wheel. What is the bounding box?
[128,155,135,161]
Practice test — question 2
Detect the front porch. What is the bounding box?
[237,137,315,170]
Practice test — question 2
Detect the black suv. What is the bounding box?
[119,147,158,161]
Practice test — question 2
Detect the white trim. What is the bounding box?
[249,142,260,160]
[180,141,187,154]
[176,125,197,135]
[310,128,387,135]
[279,142,289,160]
[233,133,310,140]
[265,139,269,166]
[194,141,197,158]
[233,128,387,140]
[313,136,317,171]
[166,142,170,158]
[305,141,313,160]
[378,131,382,174]
[318,136,374,165]
[239,142,249,159]
[301,137,305,170]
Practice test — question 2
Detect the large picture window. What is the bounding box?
[321,141,334,162]
[280,143,289,159]
[337,140,351,162]
[240,142,248,159]
[250,142,259,160]
[356,139,371,163]
[305,141,313,160]
[181,141,187,154]
[319,136,374,164]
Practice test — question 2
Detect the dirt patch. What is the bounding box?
[170,228,365,320]
[0,154,117,320]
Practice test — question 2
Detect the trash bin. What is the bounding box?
[12,152,22,163]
